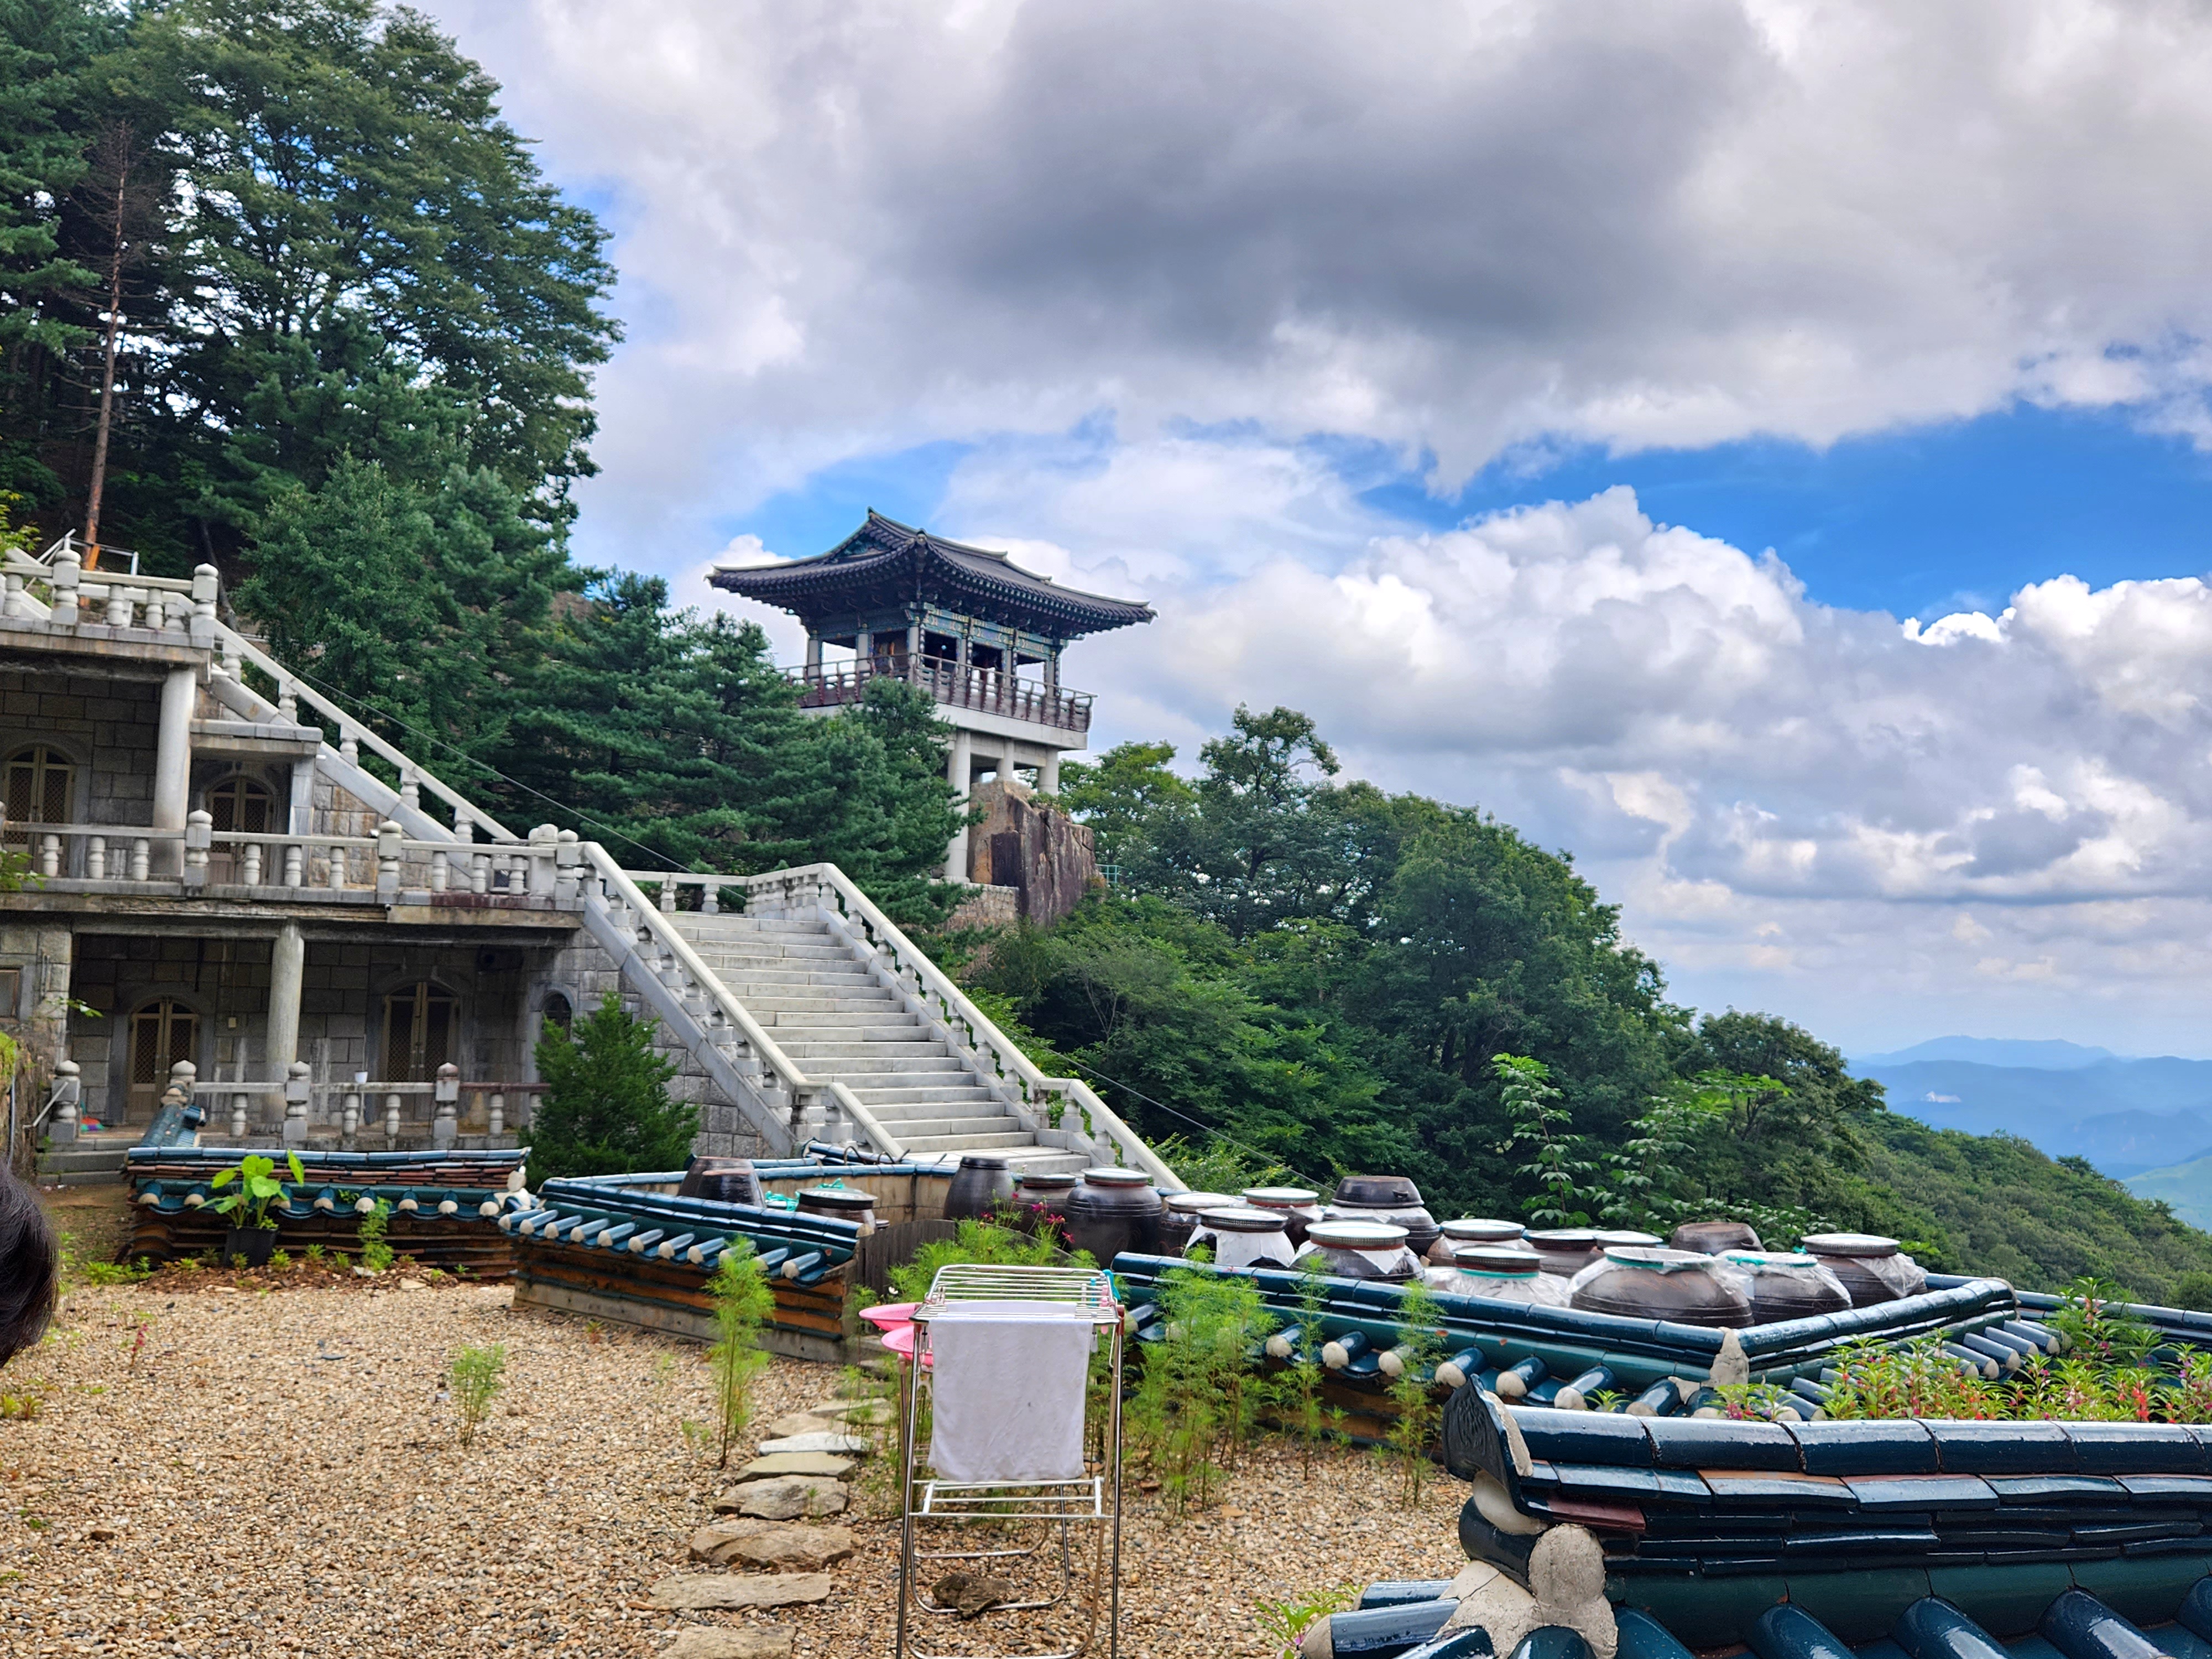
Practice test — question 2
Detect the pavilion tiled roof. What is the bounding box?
[708,510,1155,637]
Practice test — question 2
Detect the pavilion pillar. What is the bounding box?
[153,664,195,875]
[1040,750,1061,795]
[944,728,973,883]
[855,629,873,669]
[804,634,822,673]
[267,922,305,1075]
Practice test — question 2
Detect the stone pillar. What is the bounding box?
[804,634,822,672]
[287,758,315,836]
[281,1061,311,1146]
[944,727,973,883]
[266,922,304,1076]
[855,629,872,669]
[1041,750,1062,795]
[153,664,195,875]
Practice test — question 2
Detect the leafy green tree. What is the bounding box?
[527,992,696,1182]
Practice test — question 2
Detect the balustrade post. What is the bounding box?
[341,1090,361,1138]
[85,836,105,880]
[429,849,448,893]
[470,851,489,895]
[104,583,132,627]
[189,564,217,645]
[488,1092,505,1136]
[277,680,299,724]
[36,832,60,880]
[528,824,557,900]
[384,1093,401,1144]
[128,837,149,881]
[282,1062,311,1146]
[375,820,401,901]
[659,879,677,913]
[327,843,347,890]
[701,880,721,915]
[241,842,263,886]
[51,546,80,619]
[432,1062,460,1149]
[229,1092,248,1138]
[339,731,359,766]
[182,809,211,888]
[554,830,579,904]
[399,766,420,812]
[283,844,303,887]
[1,571,23,618]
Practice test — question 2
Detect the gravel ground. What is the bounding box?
[1,1272,1467,1658]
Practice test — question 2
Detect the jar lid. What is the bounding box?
[1527,1228,1598,1246]
[1243,1186,1320,1207]
[1726,1250,1818,1268]
[1196,1206,1288,1234]
[1800,1232,1900,1258]
[1165,1191,1239,1214]
[1082,1168,1155,1188]
[1452,1243,1539,1275]
[1441,1218,1526,1241]
[956,1154,1012,1170]
[1599,1246,1714,1274]
[1306,1219,1409,1250]
[1016,1172,1077,1192]
[797,1185,874,1209]
[1593,1229,1662,1247]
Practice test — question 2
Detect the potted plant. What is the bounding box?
[208,1151,305,1267]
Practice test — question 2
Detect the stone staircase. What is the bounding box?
[670,911,1089,1173]
[35,1128,133,1188]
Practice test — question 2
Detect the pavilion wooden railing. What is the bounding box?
[786,654,1094,733]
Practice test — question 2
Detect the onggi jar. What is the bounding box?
[1241,1186,1323,1248]
[1188,1206,1297,1271]
[1526,1229,1602,1276]
[1014,1170,1077,1233]
[1722,1250,1851,1324]
[1161,1191,1240,1257]
[1800,1233,1928,1306]
[1293,1219,1420,1282]
[1432,1217,1534,1266]
[1437,1243,1568,1306]
[1327,1175,1441,1260]
[1567,1246,1754,1328]
[1061,1168,1164,1265]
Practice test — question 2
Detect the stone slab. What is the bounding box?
[691,1518,780,1562]
[808,1399,892,1426]
[728,1525,856,1572]
[648,1573,832,1611]
[732,1452,855,1483]
[756,1431,870,1457]
[662,1631,795,1659]
[734,1475,849,1520]
[764,1410,837,1438]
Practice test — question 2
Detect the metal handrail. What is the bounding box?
[735,862,1181,1188]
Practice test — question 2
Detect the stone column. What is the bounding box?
[287,758,315,835]
[1040,750,1062,795]
[266,922,305,1076]
[804,633,822,672]
[943,727,973,883]
[153,664,195,874]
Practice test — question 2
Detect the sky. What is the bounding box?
[424,0,2212,1058]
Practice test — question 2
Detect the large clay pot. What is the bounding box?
[1241,1186,1322,1246]
[1293,1218,1420,1282]
[1188,1206,1297,1271]
[1014,1171,1077,1237]
[1800,1233,1927,1307]
[1671,1220,1764,1256]
[1568,1246,1754,1327]
[1724,1250,1851,1324]
[1328,1174,1441,1260]
[943,1154,1016,1221]
[1527,1228,1601,1276]
[796,1186,878,1234]
[1442,1243,1564,1305]
[1062,1168,1164,1265]
[678,1156,761,1207]
[1431,1218,1532,1266]
[1161,1191,1238,1257]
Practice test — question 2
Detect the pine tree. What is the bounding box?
[527,992,696,1182]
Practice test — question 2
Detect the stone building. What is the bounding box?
[8,541,1173,1187]
[709,511,1153,880]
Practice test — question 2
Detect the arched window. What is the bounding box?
[381,982,456,1082]
[128,997,199,1122]
[4,745,75,834]
[207,776,276,884]
[541,992,573,1036]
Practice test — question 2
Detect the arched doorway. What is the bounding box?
[4,745,75,841]
[381,982,456,1082]
[206,776,275,885]
[128,997,199,1121]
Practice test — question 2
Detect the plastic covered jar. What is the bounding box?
[1293,1218,1421,1282]
[1592,1229,1663,1250]
[1527,1228,1602,1276]
[1567,1246,1755,1327]
[1327,1174,1441,1259]
[1436,1242,1569,1305]
[1062,1168,1164,1265]
[1161,1190,1240,1257]
[1721,1250,1851,1324]
[1429,1217,1533,1265]
[795,1185,877,1234]
[1800,1233,1928,1306]
[1241,1186,1323,1247]
[1671,1219,1764,1256]
[1188,1205,1298,1271]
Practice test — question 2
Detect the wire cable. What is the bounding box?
[1055,1052,1325,1191]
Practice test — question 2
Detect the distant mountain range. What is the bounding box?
[1851,1037,2212,1225]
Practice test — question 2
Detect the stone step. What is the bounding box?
[691,940,854,960]
[795,1054,969,1076]
[848,1085,1002,1106]
[675,917,826,936]
[716,966,878,987]
[898,1130,1047,1154]
[774,1038,951,1058]
[864,1115,1022,1140]
[859,1095,1012,1119]
[761,1009,920,1029]
[739,995,904,1015]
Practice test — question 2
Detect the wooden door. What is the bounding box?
[206,776,274,885]
[128,998,199,1121]
[381,982,455,1082]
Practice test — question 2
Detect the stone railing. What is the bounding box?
[676,862,1180,1187]
[1,546,204,632]
[178,1060,542,1144]
[577,846,907,1160]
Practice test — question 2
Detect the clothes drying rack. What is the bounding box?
[894,1263,1124,1659]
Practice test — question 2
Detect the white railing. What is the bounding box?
[578,846,909,1160]
[645,862,1181,1188]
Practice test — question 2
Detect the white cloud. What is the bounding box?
[426,0,2212,555]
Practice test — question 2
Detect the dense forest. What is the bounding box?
[4,1,2206,1301]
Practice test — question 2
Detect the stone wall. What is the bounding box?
[0,670,159,831]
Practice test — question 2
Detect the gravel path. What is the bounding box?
[1,1275,1467,1657]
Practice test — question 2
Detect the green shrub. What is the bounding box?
[1126,1265,1273,1514]
[357,1200,393,1274]
[708,1242,775,1468]
[450,1343,507,1448]
[1383,1277,1447,1505]
[528,992,698,1182]
[888,1217,1079,1303]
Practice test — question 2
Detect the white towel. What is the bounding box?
[927,1301,1094,1484]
